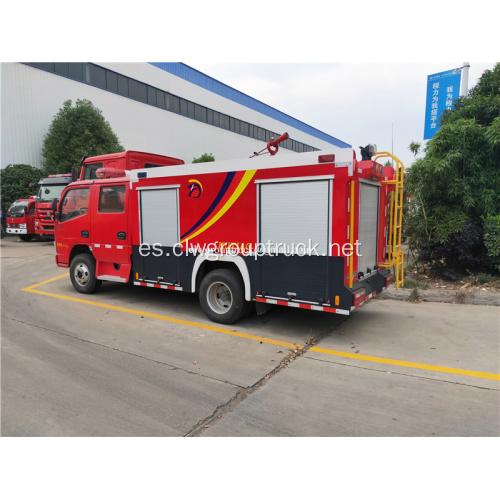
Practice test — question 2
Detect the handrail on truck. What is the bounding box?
[374,152,405,289]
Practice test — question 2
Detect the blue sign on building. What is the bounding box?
[424,67,462,140]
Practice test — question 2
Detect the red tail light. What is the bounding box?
[353,288,366,308]
[385,273,394,287]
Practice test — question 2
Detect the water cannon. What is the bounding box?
[251,132,289,158]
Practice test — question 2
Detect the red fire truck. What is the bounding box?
[6,196,37,241]
[53,136,404,324]
[34,175,73,237]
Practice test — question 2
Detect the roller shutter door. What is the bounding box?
[259,180,330,256]
[140,188,178,246]
[358,182,379,275]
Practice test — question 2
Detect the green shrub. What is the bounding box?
[484,215,500,271]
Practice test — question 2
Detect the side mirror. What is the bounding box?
[71,166,78,183]
[51,198,59,220]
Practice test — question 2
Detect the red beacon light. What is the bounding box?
[95,167,127,179]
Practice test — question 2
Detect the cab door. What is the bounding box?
[56,186,92,266]
[91,182,131,282]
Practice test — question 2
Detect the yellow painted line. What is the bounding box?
[309,346,500,381]
[22,273,69,291]
[23,286,302,350]
[22,274,500,381]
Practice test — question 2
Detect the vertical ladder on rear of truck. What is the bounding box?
[375,152,404,289]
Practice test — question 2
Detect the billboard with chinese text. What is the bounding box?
[424,67,462,140]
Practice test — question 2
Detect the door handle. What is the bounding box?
[81,230,89,238]
[117,232,126,240]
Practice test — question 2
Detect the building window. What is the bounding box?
[129,79,147,103]
[55,63,69,77]
[106,71,118,93]
[195,104,207,122]
[89,64,106,89]
[69,63,84,81]
[212,110,220,127]
[147,86,156,106]
[157,90,165,109]
[167,94,180,114]
[117,75,128,96]
[179,98,188,116]
[220,114,229,130]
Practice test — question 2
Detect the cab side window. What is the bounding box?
[99,185,126,213]
[60,188,90,222]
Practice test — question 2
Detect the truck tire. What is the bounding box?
[70,253,102,294]
[19,234,34,241]
[199,269,249,324]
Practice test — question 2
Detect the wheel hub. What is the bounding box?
[207,281,233,314]
[74,263,90,286]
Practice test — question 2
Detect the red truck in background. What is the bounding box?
[6,196,38,241]
[52,136,405,324]
[31,152,185,238]
[34,174,73,237]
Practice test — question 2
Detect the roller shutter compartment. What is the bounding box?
[358,182,380,277]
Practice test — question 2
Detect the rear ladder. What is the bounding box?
[375,152,404,289]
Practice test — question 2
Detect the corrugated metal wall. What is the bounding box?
[1,63,341,170]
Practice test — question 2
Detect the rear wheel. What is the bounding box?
[199,269,248,324]
[19,234,34,241]
[70,253,102,294]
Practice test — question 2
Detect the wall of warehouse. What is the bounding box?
[0,63,349,170]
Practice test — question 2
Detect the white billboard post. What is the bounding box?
[460,62,470,97]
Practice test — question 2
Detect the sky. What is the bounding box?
[189,62,496,169]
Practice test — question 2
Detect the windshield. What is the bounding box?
[7,200,29,216]
[37,185,67,202]
[83,163,103,180]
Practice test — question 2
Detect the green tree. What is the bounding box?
[192,153,215,163]
[406,63,500,275]
[42,99,124,175]
[408,141,421,157]
[0,164,43,212]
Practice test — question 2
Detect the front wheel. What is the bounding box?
[199,269,248,324]
[70,253,102,294]
[19,234,34,241]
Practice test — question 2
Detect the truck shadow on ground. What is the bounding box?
[90,280,349,344]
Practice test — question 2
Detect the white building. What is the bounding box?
[0,62,351,169]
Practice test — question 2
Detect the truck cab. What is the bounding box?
[77,150,184,181]
[35,174,73,237]
[6,196,37,241]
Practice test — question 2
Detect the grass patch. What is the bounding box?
[404,277,429,290]
[409,288,420,302]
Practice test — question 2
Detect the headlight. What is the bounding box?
[20,224,27,229]
[35,221,39,226]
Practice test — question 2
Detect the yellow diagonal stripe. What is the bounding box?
[22,273,69,291]
[181,169,256,243]
[23,287,302,350]
[309,347,500,381]
[23,274,500,382]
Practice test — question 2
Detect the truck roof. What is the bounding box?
[129,147,355,181]
[39,176,73,186]
[84,150,184,165]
